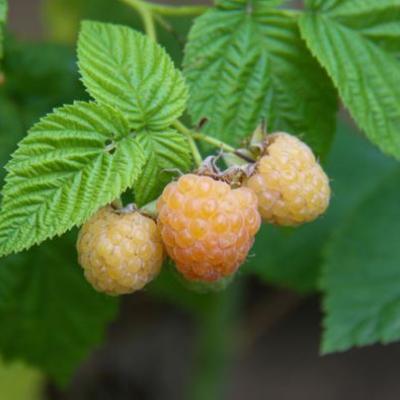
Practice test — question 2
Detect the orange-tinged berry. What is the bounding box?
[245,132,330,226]
[157,174,261,282]
[77,206,165,295]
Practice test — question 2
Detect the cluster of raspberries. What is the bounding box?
[77,133,330,295]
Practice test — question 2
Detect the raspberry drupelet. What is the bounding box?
[77,206,165,295]
[157,174,261,282]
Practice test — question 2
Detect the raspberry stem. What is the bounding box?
[121,0,208,26]
[172,120,203,167]
[189,285,240,400]
[121,0,157,40]
[192,132,236,153]
[193,133,255,163]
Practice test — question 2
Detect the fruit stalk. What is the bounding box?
[173,120,203,167]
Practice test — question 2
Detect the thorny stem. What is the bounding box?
[172,120,203,167]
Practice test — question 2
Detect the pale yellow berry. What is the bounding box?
[77,206,165,295]
[245,132,330,226]
[157,174,261,282]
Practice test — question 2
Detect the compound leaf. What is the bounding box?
[135,129,192,207]
[78,21,188,130]
[184,0,337,155]
[300,0,400,159]
[0,101,145,256]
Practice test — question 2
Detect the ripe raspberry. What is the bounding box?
[245,132,330,226]
[77,206,165,295]
[157,174,261,282]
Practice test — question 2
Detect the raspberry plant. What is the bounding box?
[0,0,400,393]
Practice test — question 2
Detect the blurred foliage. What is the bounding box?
[0,233,118,386]
[0,38,86,189]
[42,0,192,66]
[0,0,6,60]
[1,37,86,129]
[322,168,400,353]
[0,358,43,400]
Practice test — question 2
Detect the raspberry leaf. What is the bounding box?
[300,0,400,159]
[321,168,400,353]
[135,129,192,207]
[0,101,146,257]
[183,0,337,156]
[77,21,188,130]
[0,234,118,386]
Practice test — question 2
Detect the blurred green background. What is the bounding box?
[1,1,400,399]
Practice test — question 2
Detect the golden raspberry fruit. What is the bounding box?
[157,174,261,282]
[77,206,165,295]
[245,132,330,226]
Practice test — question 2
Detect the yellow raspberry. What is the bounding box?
[77,206,165,295]
[157,174,261,282]
[245,132,330,226]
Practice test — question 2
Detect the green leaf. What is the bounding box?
[321,168,400,353]
[0,0,6,59]
[135,129,192,206]
[246,120,397,292]
[183,0,337,155]
[0,234,118,385]
[0,101,145,257]
[300,0,400,159]
[77,21,188,130]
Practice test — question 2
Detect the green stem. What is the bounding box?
[193,132,236,153]
[143,1,208,16]
[121,0,157,40]
[121,0,207,20]
[278,8,302,18]
[172,120,203,167]
[188,285,241,400]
